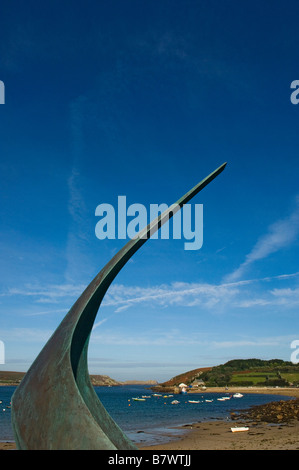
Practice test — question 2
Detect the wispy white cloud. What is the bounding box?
[225,195,299,282]
[268,287,299,307]
[6,283,85,302]
[67,167,88,240]
[0,328,53,344]
[90,327,204,347]
[271,287,299,297]
[65,166,91,283]
[236,284,299,309]
[101,281,240,311]
[237,298,272,308]
[3,271,299,315]
[211,335,295,349]
[65,95,94,284]
[92,318,108,331]
[100,272,299,313]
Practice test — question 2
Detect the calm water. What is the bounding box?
[0,385,295,446]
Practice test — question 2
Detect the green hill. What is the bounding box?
[196,359,299,387]
[158,359,299,389]
[158,367,212,388]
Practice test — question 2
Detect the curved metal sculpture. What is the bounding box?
[11,162,227,450]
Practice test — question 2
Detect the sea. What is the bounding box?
[0,385,295,447]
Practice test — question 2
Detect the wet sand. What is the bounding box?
[2,419,299,451]
[1,422,298,451]
[139,420,299,451]
[0,442,15,450]
[139,388,299,451]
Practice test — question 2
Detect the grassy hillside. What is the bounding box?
[199,359,299,387]
[158,367,212,388]
[0,371,25,385]
[158,359,299,389]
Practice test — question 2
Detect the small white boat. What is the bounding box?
[231,426,249,432]
[217,397,226,401]
[132,397,146,401]
[233,393,243,398]
[171,400,180,404]
[205,399,213,402]
[188,400,200,403]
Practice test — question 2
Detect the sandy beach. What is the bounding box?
[1,419,299,450]
[139,419,299,451]
[1,387,299,451]
[139,387,299,451]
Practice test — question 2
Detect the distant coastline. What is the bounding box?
[2,358,298,391]
[0,371,25,386]
[0,370,158,387]
[1,370,299,400]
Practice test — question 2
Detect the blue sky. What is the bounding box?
[0,1,299,382]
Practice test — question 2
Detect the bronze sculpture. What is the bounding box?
[11,162,227,449]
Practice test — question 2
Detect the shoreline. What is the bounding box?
[139,419,299,451]
[1,387,299,451]
[182,386,299,398]
[139,388,299,450]
[2,420,299,451]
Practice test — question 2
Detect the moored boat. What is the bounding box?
[231,426,249,432]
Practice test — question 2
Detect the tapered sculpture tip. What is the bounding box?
[11,161,228,450]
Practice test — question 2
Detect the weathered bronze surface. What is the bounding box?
[11,163,226,450]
